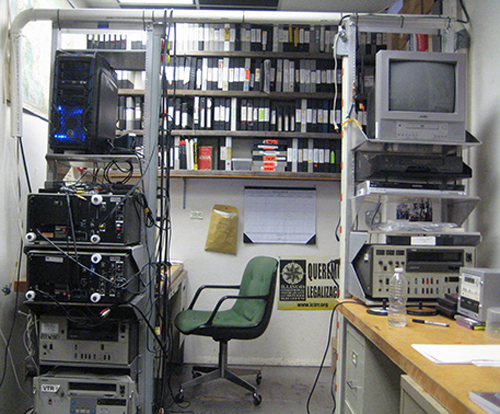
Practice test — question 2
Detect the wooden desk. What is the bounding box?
[336,299,500,414]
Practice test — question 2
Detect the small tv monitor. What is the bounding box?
[367,50,467,143]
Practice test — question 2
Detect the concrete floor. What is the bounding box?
[162,365,336,414]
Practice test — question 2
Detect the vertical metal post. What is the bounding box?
[336,18,358,413]
[136,22,163,414]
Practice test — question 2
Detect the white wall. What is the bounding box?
[169,178,340,366]
[465,1,500,267]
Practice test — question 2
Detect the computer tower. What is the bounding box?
[49,51,118,153]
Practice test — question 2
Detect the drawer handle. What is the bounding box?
[346,380,360,390]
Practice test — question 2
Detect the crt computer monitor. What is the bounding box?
[367,50,467,143]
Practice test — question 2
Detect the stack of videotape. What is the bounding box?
[252,139,288,172]
[24,187,145,305]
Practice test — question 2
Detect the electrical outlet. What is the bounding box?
[189,211,203,219]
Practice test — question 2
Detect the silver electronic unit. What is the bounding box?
[39,315,137,367]
[33,372,137,414]
[356,180,466,197]
[458,267,500,322]
[351,244,475,302]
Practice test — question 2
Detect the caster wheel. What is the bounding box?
[253,393,262,406]
[256,373,262,385]
[174,389,184,403]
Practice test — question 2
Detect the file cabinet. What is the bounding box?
[345,321,402,414]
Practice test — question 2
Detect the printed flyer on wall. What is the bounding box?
[278,256,339,310]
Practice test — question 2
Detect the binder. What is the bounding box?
[240,99,247,130]
[198,23,205,51]
[213,98,220,130]
[186,139,194,170]
[195,58,203,90]
[186,56,195,90]
[224,98,231,131]
[228,57,235,91]
[276,104,283,132]
[252,100,259,131]
[179,140,187,170]
[230,97,238,131]
[219,137,232,170]
[181,101,192,129]
[222,57,230,91]
[263,99,270,132]
[276,59,283,92]
[257,99,265,131]
[254,58,262,91]
[224,23,231,52]
[193,96,200,130]
[206,97,213,130]
[270,103,277,132]
[283,104,290,132]
[202,57,209,91]
[199,96,206,130]
[247,99,254,131]
[263,59,271,94]
[243,58,251,92]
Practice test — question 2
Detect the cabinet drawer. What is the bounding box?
[345,322,402,414]
[400,375,450,414]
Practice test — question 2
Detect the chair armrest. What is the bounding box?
[188,284,241,310]
[205,294,267,326]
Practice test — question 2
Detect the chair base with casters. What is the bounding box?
[174,340,263,406]
[173,256,278,406]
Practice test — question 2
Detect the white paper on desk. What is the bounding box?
[412,344,500,364]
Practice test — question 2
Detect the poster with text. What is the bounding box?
[278,256,339,310]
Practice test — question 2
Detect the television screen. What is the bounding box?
[389,60,456,114]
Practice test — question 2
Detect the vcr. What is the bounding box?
[352,244,475,301]
[355,152,472,181]
[34,372,137,414]
[26,192,141,246]
[39,315,138,368]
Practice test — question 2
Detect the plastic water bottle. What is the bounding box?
[388,267,408,327]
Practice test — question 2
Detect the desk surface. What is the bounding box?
[336,299,500,414]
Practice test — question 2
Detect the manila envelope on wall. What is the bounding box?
[205,205,239,255]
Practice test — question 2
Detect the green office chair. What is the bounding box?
[173,256,278,406]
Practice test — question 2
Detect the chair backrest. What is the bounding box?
[231,256,278,338]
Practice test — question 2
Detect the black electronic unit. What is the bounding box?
[26,192,142,246]
[25,249,139,304]
[355,152,472,182]
[385,233,481,247]
[49,51,118,153]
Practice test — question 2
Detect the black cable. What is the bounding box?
[457,0,470,24]
[329,353,337,414]
[0,241,23,390]
[18,136,32,194]
[305,300,363,414]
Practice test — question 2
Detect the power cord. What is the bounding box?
[305,300,364,414]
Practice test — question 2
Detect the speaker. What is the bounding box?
[49,51,118,153]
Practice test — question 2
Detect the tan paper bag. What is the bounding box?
[205,205,239,255]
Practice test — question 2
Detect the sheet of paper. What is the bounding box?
[243,187,316,244]
[412,344,500,364]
